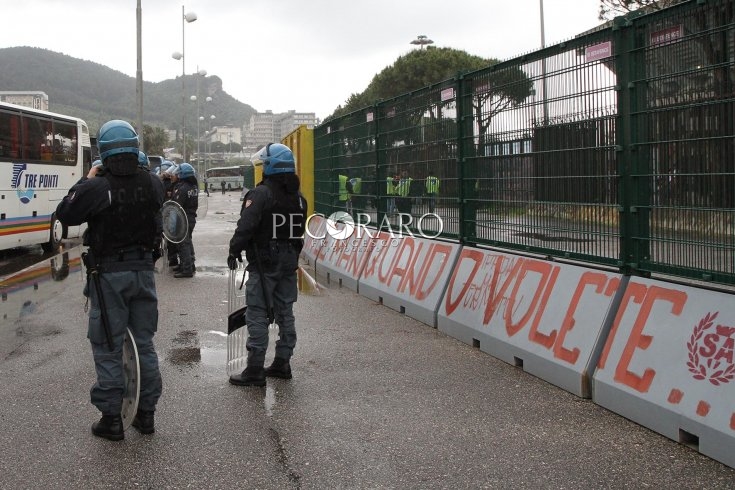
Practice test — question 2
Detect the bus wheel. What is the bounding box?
[42,214,64,253]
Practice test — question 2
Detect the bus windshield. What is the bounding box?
[0,102,92,252]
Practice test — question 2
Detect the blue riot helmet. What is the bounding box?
[97,120,139,175]
[177,163,196,179]
[166,163,180,178]
[252,143,295,176]
[159,160,173,179]
[138,151,150,170]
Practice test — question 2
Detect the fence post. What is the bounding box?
[457,72,475,245]
[614,13,650,276]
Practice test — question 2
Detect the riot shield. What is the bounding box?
[161,201,189,244]
[121,328,140,431]
[226,263,248,376]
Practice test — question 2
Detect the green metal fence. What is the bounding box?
[313,0,735,286]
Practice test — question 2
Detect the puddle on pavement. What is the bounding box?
[164,328,281,417]
[1,247,85,359]
[166,328,229,369]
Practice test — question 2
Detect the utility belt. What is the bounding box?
[97,247,153,263]
[84,247,154,273]
[248,239,301,265]
[263,239,300,253]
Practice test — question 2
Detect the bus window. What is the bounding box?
[22,116,51,161]
[0,110,21,159]
[53,119,78,164]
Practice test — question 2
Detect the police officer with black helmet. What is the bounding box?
[56,120,165,441]
[227,143,308,387]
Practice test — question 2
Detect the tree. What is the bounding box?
[598,0,684,20]
[328,46,491,119]
[141,125,169,156]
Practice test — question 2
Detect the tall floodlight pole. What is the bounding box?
[136,0,144,151]
[192,67,206,177]
[540,0,549,123]
[172,6,197,161]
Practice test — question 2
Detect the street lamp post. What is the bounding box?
[191,68,207,176]
[205,114,215,173]
[136,0,144,151]
[171,5,197,162]
[198,115,204,175]
[410,34,433,49]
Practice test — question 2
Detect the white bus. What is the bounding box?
[205,166,244,191]
[0,101,93,252]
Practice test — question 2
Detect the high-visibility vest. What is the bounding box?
[425,176,439,194]
[338,174,348,201]
[386,177,396,195]
[350,177,362,194]
[396,177,412,197]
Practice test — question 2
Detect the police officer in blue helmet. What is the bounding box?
[56,120,165,440]
[170,162,198,278]
[228,143,308,386]
[138,150,150,171]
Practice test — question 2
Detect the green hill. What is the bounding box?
[0,46,255,135]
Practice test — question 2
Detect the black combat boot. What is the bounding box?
[132,409,155,434]
[91,414,124,441]
[229,365,266,387]
[174,269,194,278]
[264,357,292,379]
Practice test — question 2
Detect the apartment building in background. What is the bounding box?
[243,110,316,151]
[0,91,49,111]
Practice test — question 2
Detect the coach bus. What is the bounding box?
[0,101,93,252]
[205,165,246,192]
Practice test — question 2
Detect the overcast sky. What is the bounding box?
[5,0,603,121]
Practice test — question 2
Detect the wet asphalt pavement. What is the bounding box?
[1,192,734,489]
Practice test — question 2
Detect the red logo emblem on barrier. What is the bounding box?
[687,312,735,386]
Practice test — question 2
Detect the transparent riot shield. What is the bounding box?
[226,263,248,376]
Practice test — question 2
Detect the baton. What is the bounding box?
[253,248,275,326]
[83,252,115,351]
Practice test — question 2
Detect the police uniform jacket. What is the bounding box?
[229,177,307,269]
[172,177,198,225]
[56,168,165,271]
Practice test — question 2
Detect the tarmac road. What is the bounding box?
[0,190,733,489]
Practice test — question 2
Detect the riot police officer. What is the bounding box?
[227,143,308,387]
[56,120,165,441]
[171,162,199,278]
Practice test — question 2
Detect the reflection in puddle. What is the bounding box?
[200,344,227,367]
[1,247,84,359]
[264,385,276,416]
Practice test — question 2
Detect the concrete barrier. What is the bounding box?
[358,231,460,327]
[314,226,375,292]
[437,247,623,398]
[301,214,326,265]
[593,277,735,468]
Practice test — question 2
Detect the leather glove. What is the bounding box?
[227,253,242,270]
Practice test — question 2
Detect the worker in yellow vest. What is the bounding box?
[425,170,440,213]
[386,174,398,215]
[395,170,413,215]
[348,176,362,214]
[338,173,350,213]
